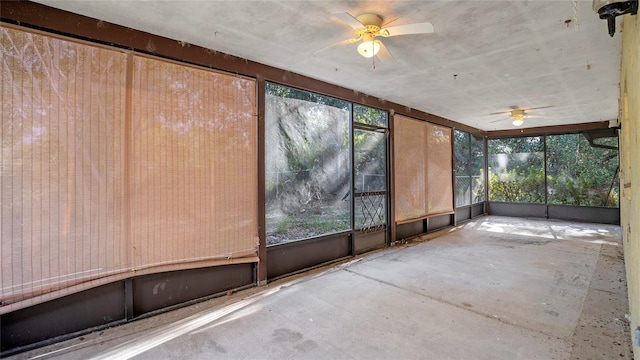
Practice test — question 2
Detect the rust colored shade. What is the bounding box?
[1,25,258,314]
[394,115,428,222]
[393,115,453,223]
[130,55,258,271]
[426,123,454,215]
[1,26,129,311]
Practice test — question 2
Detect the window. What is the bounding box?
[353,105,388,230]
[265,83,351,245]
[470,134,485,203]
[454,130,471,207]
[354,103,388,127]
[488,137,545,203]
[546,133,619,207]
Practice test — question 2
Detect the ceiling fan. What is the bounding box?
[320,12,434,67]
[490,106,552,127]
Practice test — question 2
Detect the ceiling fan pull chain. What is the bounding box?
[372,42,376,70]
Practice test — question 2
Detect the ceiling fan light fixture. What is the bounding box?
[510,109,525,126]
[357,36,380,58]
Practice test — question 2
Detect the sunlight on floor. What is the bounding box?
[467,216,621,246]
[87,281,296,360]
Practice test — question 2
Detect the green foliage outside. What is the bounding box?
[489,166,546,203]
[267,85,620,246]
[454,130,485,205]
[488,134,619,207]
[546,134,619,207]
[265,83,388,245]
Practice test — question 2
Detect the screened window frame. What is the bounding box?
[487,132,619,208]
[264,82,353,246]
[454,130,472,207]
[470,133,486,205]
[545,133,620,208]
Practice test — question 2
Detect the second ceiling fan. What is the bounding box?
[490,106,553,127]
[326,12,434,66]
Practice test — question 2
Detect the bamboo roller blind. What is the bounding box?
[1,26,258,313]
[393,115,453,223]
[426,122,454,215]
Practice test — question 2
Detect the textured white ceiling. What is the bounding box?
[34,0,622,131]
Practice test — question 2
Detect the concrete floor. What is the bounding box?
[12,216,632,360]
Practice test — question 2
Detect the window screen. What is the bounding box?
[264,83,351,245]
[546,134,618,207]
[488,137,545,203]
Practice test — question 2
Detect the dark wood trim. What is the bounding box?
[483,136,489,214]
[484,121,611,138]
[547,204,620,225]
[266,233,351,279]
[451,127,458,225]
[388,114,397,246]
[1,281,126,355]
[488,202,547,218]
[131,264,254,316]
[487,202,619,225]
[455,206,471,223]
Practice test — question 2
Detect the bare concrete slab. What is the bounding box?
[10,216,631,360]
[348,217,611,339]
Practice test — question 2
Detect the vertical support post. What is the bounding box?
[543,135,548,218]
[451,128,457,226]
[349,103,356,256]
[468,131,473,206]
[388,111,396,244]
[484,136,489,215]
[124,278,134,320]
[256,77,267,286]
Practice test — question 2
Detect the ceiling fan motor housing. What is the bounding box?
[356,13,383,33]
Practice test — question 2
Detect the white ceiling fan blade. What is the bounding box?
[526,105,553,111]
[490,105,553,115]
[376,41,394,62]
[332,12,365,31]
[313,38,359,57]
[381,22,434,36]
